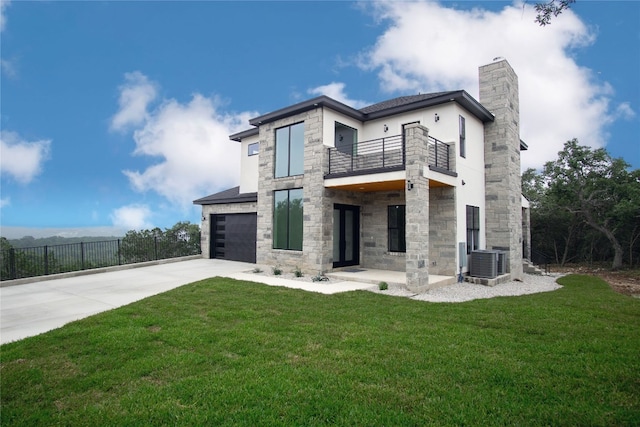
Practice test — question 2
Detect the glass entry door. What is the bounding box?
[333,204,360,268]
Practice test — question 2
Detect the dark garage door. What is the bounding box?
[210,213,257,263]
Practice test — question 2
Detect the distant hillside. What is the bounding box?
[8,236,121,249]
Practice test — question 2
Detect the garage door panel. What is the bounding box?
[211,213,257,263]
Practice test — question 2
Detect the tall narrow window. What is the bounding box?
[466,205,480,254]
[459,115,466,158]
[248,142,259,156]
[388,205,406,252]
[275,122,304,178]
[273,189,303,250]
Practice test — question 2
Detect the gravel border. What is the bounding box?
[367,273,565,303]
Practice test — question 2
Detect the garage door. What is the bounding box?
[210,213,257,263]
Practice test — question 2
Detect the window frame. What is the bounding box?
[273,188,303,251]
[274,122,304,178]
[459,115,466,158]
[466,205,480,254]
[388,205,406,253]
[248,142,259,156]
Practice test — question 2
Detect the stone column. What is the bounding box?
[479,59,523,280]
[404,123,430,292]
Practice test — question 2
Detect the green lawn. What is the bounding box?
[1,275,639,426]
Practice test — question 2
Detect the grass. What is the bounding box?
[1,275,639,426]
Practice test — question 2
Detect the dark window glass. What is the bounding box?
[273,189,303,250]
[388,205,406,252]
[275,122,304,178]
[459,115,466,158]
[335,122,358,155]
[466,205,480,254]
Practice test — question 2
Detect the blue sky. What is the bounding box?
[1,0,638,238]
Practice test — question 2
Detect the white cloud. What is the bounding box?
[110,71,158,132]
[358,0,630,170]
[307,82,370,109]
[0,197,10,208]
[614,102,636,121]
[0,0,10,32]
[0,131,51,184]
[1,58,16,78]
[112,72,255,210]
[110,204,153,230]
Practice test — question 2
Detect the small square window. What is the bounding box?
[248,142,259,156]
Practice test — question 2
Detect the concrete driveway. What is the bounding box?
[0,258,255,345]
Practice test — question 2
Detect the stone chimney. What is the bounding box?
[479,59,523,280]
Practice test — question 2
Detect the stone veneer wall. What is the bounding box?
[360,190,406,272]
[256,107,330,273]
[199,202,257,259]
[479,59,524,280]
[404,123,431,292]
[428,186,456,276]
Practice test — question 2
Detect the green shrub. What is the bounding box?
[293,266,303,278]
[272,266,282,276]
[378,281,388,290]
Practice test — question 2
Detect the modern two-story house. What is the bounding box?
[194,59,530,292]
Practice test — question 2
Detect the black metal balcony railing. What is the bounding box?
[0,236,201,281]
[326,134,451,177]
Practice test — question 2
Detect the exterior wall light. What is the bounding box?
[434,113,440,122]
[384,124,389,132]
[407,180,414,191]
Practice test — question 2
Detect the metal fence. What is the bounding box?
[1,236,201,281]
[327,134,452,176]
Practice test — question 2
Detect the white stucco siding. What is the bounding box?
[452,104,487,271]
[322,108,363,147]
[239,134,260,193]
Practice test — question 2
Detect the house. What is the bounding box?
[194,59,531,292]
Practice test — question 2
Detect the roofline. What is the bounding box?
[229,127,259,142]
[248,95,364,127]
[230,91,495,141]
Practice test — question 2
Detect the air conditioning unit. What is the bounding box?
[470,250,499,279]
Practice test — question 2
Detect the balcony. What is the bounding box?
[326,134,452,178]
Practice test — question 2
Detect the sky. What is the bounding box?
[1,0,638,239]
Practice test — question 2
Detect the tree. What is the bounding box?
[533,0,576,26]
[119,222,201,263]
[538,139,640,269]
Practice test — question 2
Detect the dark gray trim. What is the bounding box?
[428,165,458,177]
[520,139,528,151]
[230,127,259,142]
[249,95,364,127]
[231,91,495,142]
[193,186,258,205]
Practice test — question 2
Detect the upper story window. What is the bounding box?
[335,122,357,155]
[459,115,466,158]
[248,142,259,156]
[275,122,304,178]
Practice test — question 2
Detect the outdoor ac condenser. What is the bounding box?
[470,250,498,279]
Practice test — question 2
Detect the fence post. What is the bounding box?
[81,242,85,270]
[44,245,49,276]
[9,247,16,280]
[382,137,386,168]
[118,239,122,265]
[154,237,158,260]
